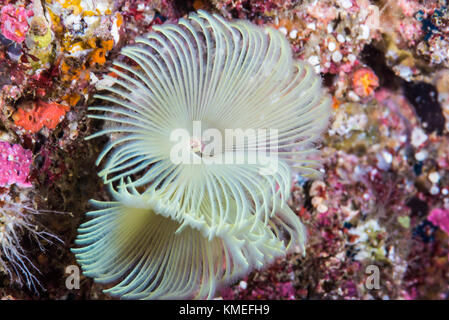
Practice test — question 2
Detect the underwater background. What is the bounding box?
[0,0,449,300]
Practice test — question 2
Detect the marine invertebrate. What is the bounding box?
[73,182,306,299]
[0,141,33,188]
[0,5,33,43]
[88,10,331,233]
[428,208,449,235]
[352,68,379,98]
[75,10,330,300]
[0,192,61,291]
[26,0,54,70]
[13,100,70,133]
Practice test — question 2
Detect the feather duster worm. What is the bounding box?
[73,183,306,299]
[75,10,330,299]
[87,10,331,233]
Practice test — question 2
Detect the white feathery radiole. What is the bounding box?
[76,10,331,300]
[73,182,305,299]
[86,10,330,236]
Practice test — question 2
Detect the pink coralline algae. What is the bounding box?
[0,141,33,188]
[0,5,33,43]
[428,208,449,235]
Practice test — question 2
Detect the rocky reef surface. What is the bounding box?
[0,0,449,300]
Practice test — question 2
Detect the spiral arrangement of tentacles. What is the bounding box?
[73,10,330,299]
